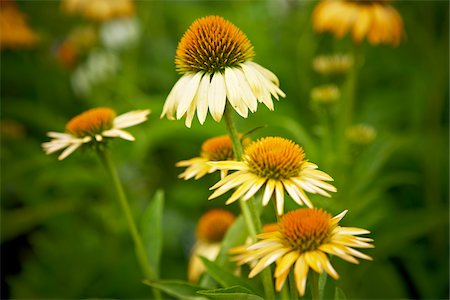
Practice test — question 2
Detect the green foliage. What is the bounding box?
[1,0,449,299]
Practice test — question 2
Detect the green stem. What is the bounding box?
[289,272,299,300]
[310,272,320,300]
[97,148,161,300]
[338,44,360,160]
[223,104,276,300]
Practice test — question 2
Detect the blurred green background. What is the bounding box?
[1,0,448,299]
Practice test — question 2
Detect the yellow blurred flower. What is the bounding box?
[346,123,377,145]
[313,0,404,46]
[0,0,38,50]
[310,84,340,104]
[312,54,353,75]
[231,208,373,296]
[61,0,135,22]
[42,107,150,160]
[161,16,285,127]
[177,135,250,180]
[208,137,336,215]
[188,209,235,283]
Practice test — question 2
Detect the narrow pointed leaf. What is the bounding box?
[143,280,208,300]
[197,286,264,300]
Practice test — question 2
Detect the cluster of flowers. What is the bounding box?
[43,0,405,297]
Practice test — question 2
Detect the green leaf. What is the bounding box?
[334,287,347,300]
[200,257,262,296]
[140,190,164,278]
[143,280,208,300]
[197,286,264,300]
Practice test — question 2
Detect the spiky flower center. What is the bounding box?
[66,107,116,138]
[201,135,235,161]
[244,137,306,180]
[196,209,235,243]
[175,15,255,74]
[279,208,332,252]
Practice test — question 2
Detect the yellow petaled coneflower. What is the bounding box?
[310,84,340,104]
[188,209,235,283]
[61,0,135,22]
[0,1,38,50]
[208,137,336,215]
[177,135,250,180]
[230,208,374,296]
[313,0,404,46]
[346,123,377,145]
[161,16,285,127]
[42,107,150,160]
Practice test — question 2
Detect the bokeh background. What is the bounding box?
[1,0,448,299]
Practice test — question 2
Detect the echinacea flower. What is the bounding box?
[188,209,235,283]
[161,15,285,127]
[177,134,250,180]
[0,0,38,50]
[313,0,404,46]
[61,0,135,22]
[42,107,150,160]
[230,208,373,296]
[208,137,336,215]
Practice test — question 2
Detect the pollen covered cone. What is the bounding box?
[161,16,285,127]
[313,0,404,46]
[42,107,150,160]
[208,137,336,215]
[0,0,38,50]
[66,107,116,138]
[177,134,250,180]
[188,209,236,282]
[176,15,254,74]
[230,208,374,296]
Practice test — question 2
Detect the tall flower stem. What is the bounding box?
[97,148,161,300]
[223,104,275,300]
[310,272,320,300]
[338,44,360,160]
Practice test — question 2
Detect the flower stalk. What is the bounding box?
[223,104,276,300]
[311,272,320,300]
[97,148,161,300]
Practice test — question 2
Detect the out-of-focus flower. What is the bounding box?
[231,208,373,296]
[55,26,97,69]
[208,137,336,215]
[42,107,150,160]
[61,0,135,22]
[100,17,140,51]
[346,123,377,145]
[177,134,250,180]
[71,49,120,96]
[312,54,354,75]
[313,0,404,46]
[0,119,26,139]
[188,209,235,283]
[161,16,285,127]
[0,0,38,50]
[310,84,340,104]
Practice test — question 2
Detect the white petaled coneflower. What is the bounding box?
[208,137,336,215]
[313,0,404,46]
[161,15,285,127]
[42,107,150,160]
[230,208,374,296]
[176,134,250,180]
[188,209,235,283]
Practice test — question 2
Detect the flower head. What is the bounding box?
[312,54,353,75]
[176,134,250,180]
[188,209,235,283]
[346,123,377,145]
[161,16,285,127]
[61,0,135,22]
[313,0,404,46]
[310,84,340,105]
[230,208,373,296]
[0,1,38,50]
[42,107,150,160]
[208,137,336,215]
